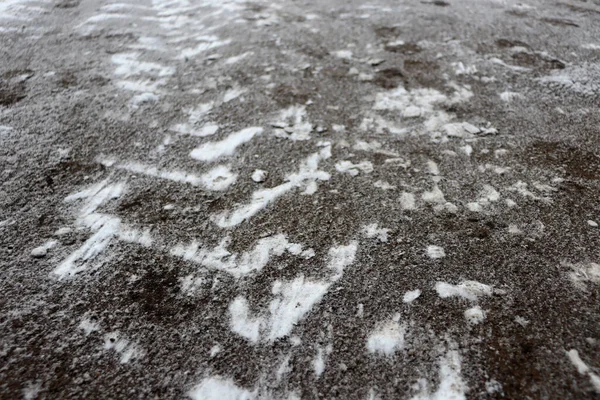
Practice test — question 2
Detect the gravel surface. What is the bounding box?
[1,0,600,398]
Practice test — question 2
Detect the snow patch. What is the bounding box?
[190,127,263,162]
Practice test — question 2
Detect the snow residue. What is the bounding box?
[130,92,159,109]
[374,180,396,190]
[326,241,358,280]
[565,262,600,291]
[566,349,600,393]
[427,160,439,175]
[422,185,445,204]
[335,160,374,176]
[464,306,485,325]
[485,380,502,395]
[212,145,331,227]
[403,289,421,303]
[98,157,236,190]
[189,376,255,400]
[180,274,204,295]
[314,344,333,377]
[411,350,466,400]
[537,64,600,98]
[427,245,446,259]
[79,317,100,335]
[225,51,253,64]
[53,180,126,279]
[272,106,313,141]
[201,165,237,191]
[499,91,523,102]
[228,241,357,343]
[467,184,500,212]
[367,316,405,356]
[373,86,447,115]
[332,49,353,59]
[22,382,41,400]
[170,102,215,135]
[223,86,246,103]
[400,192,417,210]
[172,234,308,278]
[229,275,329,343]
[112,53,174,77]
[210,344,221,357]
[435,281,493,301]
[362,223,390,242]
[103,332,144,364]
[190,127,263,162]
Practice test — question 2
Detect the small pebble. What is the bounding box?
[31,246,47,258]
[252,169,268,183]
[587,220,598,227]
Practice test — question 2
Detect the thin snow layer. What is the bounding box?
[335,160,373,176]
[103,332,144,364]
[464,306,485,325]
[190,127,263,162]
[412,350,467,400]
[427,245,446,259]
[228,242,358,343]
[172,234,311,278]
[98,157,236,190]
[272,105,313,141]
[212,144,331,227]
[435,281,493,301]
[189,376,255,400]
[403,289,422,303]
[566,350,600,393]
[362,223,390,242]
[367,318,406,356]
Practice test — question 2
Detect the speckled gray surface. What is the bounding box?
[1,0,600,399]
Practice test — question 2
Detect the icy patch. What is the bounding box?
[212,145,331,227]
[326,241,358,280]
[335,160,373,176]
[112,53,174,77]
[367,316,405,356]
[537,64,600,98]
[435,281,493,301]
[362,223,390,242]
[499,91,523,102]
[189,376,255,400]
[190,127,263,162]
